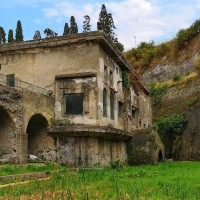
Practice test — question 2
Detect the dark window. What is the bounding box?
[110,71,113,86]
[0,64,1,70]
[6,74,15,87]
[118,102,123,119]
[110,92,115,120]
[104,66,107,81]
[132,107,136,119]
[65,93,83,115]
[103,89,107,117]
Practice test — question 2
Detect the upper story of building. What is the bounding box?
[0,31,151,131]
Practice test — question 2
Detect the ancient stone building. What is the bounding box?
[0,31,163,166]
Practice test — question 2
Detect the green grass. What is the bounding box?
[0,161,200,199]
[0,163,62,176]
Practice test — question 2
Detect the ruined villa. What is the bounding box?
[0,31,163,166]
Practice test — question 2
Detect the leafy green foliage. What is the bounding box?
[155,113,187,140]
[97,4,116,42]
[44,28,58,38]
[122,71,130,89]
[63,23,70,36]
[83,15,92,33]
[0,26,6,44]
[149,83,167,104]
[115,41,124,52]
[15,20,23,42]
[8,29,14,43]
[176,19,200,48]
[173,73,181,82]
[69,16,78,34]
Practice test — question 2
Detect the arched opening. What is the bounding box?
[158,150,163,162]
[0,107,16,159]
[26,114,54,161]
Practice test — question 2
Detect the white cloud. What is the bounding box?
[42,0,200,50]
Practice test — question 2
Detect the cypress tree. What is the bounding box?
[8,29,14,43]
[97,4,116,42]
[63,23,70,36]
[15,20,23,42]
[69,16,78,34]
[0,26,6,44]
[83,15,92,33]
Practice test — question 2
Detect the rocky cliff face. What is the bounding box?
[134,36,200,161]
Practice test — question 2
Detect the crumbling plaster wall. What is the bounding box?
[22,90,55,163]
[98,46,125,129]
[0,85,23,162]
[55,136,127,167]
[0,43,100,91]
[55,76,99,125]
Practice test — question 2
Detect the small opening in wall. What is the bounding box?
[118,101,124,119]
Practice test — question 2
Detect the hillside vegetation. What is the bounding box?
[124,19,200,75]
[125,19,200,160]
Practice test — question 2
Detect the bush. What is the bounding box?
[176,19,200,48]
[155,113,187,140]
[193,56,200,75]
[149,83,167,104]
[173,73,181,82]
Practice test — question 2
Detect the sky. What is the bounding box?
[1,0,200,50]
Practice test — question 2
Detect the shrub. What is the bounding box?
[193,56,200,75]
[173,73,181,82]
[122,71,131,89]
[155,113,187,140]
[149,83,168,104]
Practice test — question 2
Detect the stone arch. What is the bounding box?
[26,113,55,161]
[0,106,16,160]
[158,150,163,162]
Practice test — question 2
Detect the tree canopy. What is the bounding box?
[63,23,70,36]
[15,20,23,42]
[97,4,116,42]
[0,26,6,44]
[69,16,78,34]
[83,15,92,33]
[8,29,14,43]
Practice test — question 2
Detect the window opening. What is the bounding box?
[65,93,83,115]
[110,92,115,120]
[118,101,123,119]
[103,89,107,117]
[6,74,15,87]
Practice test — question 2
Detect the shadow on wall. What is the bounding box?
[0,106,16,160]
[26,114,55,162]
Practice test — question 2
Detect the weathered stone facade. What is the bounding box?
[0,31,161,166]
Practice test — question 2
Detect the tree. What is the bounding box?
[83,15,92,32]
[8,29,14,43]
[97,4,116,41]
[69,16,78,34]
[115,41,124,52]
[0,26,6,44]
[63,23,70,36]
[44,28,58,38]
[15,20,23,42]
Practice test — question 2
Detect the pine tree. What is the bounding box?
[83,15,92,33]
[63,23,70,36]
[15,20,23,42]
[69,16,78,34]
[8,29,14,43]
[97,4,116,41]
[0,26,6,44]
